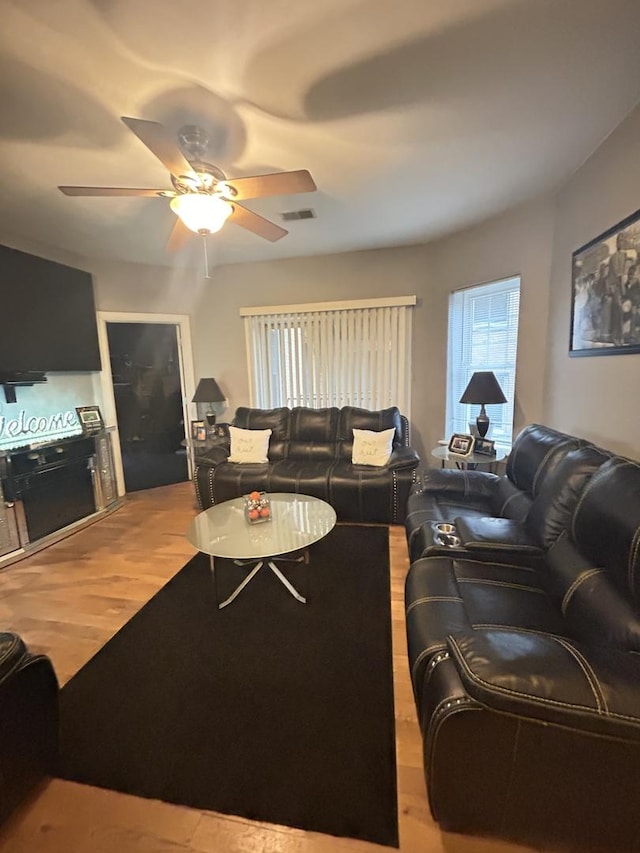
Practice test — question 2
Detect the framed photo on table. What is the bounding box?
[448,433,475,457]
[76,405,104,434]
[191,420,207,441]
[474,437,496,456]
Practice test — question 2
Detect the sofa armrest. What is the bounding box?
[420,467,500,500]
[385,446,420,471]
[447,628,640,743]
[195,444,229,466]
[453,516,543,555]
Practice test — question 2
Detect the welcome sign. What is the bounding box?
[0,409,81,449]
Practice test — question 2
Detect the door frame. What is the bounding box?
[97,311,197,496]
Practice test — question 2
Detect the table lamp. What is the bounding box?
[192,377,226,427]
[459,371,506,438]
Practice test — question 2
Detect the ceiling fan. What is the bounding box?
[59,117,317,251]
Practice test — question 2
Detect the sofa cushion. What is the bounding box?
[329,459,404,523]
[351,427,395,466]
[227,427,272,463]
[405,555,566,712]
[338,406,403,460]
[570,458,640,604]
[506,424,585,498]
[203,462,271,505]
[544,534,640,651]
[525,445,612,548]
[288,407,340,460]
[267,460,333,501]
[233,407,290,460]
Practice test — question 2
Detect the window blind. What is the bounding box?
[242,297,415,415]
[446,277,520,447]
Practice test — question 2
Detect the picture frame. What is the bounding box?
[191,419,207,441]
[570,206,640,357]
[76,405,104,434]
[212,422,230,440]
[474,437,496,456]
[448,433,475,457]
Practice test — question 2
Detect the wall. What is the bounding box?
[544,102,640,458]
[90,258,206,317]
[428,196,556,440]
[189,196,554,461]
[190,245,431,458]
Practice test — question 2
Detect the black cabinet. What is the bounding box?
[0,433,117,554]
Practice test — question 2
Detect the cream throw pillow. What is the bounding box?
[227,426,272,463]
[351,427,395,467]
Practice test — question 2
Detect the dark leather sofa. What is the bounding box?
[0,633,58,823]
[194,405,420,523]
[404,424,640,851]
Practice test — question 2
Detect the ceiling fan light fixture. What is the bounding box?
[170,193,232,235]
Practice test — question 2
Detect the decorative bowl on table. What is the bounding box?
[244,491,272,524]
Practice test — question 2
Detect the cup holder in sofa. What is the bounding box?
[433,522,461,547]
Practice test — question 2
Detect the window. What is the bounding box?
[445,277,520,448]
[242,296,416,415]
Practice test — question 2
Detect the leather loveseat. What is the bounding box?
[194,405,420,524]
[404,424,640,851]
[0,632,58,823]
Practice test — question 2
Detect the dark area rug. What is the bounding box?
[58,525,399,847]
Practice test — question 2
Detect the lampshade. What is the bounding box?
[170,194,232,235]
[459,371,506,438]
[192,377,226,404]
[459,372,507,405]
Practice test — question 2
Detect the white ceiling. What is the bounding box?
[1,0,640,270]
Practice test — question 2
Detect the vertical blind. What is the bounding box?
[445,277,520,447]
[242,297,415,415]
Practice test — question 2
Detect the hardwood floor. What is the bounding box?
[0,484,536,853]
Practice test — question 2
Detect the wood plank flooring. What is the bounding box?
[0,484,537,853]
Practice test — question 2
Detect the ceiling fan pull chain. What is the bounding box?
[203,235,211,279]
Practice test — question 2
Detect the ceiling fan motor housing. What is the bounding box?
[178,125,210,162]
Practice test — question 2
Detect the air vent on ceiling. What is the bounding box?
[280,208,316,222]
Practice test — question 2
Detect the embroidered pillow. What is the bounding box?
[227,426,272,464]
[351,427,395,467]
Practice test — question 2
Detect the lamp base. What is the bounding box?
[476,406,490,438]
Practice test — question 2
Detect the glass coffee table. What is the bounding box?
[186,493,337,608]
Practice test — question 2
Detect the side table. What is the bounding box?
[430,445,507,471]
[183,433,228,473]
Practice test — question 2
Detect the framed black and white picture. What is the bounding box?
[474,437,496,456]
[448,433,475,457]
[570,207,640,357]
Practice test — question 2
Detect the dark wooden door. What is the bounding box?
[107,322,188,492]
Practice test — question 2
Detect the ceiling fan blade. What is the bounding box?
[166,216,193,252]
[121,117,198,182]
[229,203,288,242]
[59,186,170,197]
[224,170,316,201]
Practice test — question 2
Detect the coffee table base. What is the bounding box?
[212,551,309,609]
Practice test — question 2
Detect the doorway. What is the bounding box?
[106,323,187,492]
[97,312,196,497]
